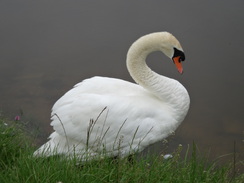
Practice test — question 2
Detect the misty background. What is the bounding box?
[0,0,243,163]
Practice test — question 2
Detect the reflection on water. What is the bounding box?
[0,0,243,166]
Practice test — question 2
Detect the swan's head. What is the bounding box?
[157,32,185,74]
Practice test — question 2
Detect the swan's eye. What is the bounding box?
[173,48,185,62]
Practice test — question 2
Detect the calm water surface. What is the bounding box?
[0,0,243,165]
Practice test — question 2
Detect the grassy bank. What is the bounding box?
[0,116,243,183]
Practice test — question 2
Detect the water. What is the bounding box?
[0,0,243,163]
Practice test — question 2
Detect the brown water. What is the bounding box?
[0,0,243,166]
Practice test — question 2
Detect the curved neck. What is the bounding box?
[126,33,190,121]
[126,44,172,100]
[126,33,173,98]
[126,34,162,86]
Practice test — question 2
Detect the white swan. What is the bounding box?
[34,32,190,159]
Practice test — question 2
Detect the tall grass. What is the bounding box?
[0,116,243,183]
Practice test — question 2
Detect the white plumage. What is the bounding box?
[34,32,190,160]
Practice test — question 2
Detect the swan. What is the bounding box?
[34,32,190,160]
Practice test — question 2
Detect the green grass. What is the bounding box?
[0,116,243,183]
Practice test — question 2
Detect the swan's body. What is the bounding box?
[34,32,190,159]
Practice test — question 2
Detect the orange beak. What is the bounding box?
[173,56,183,74]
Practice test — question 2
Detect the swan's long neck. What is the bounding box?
[126,33,190,122]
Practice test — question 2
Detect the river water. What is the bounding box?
[0,0,243,166]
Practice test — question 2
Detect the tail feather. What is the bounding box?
[34,132,73,157]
